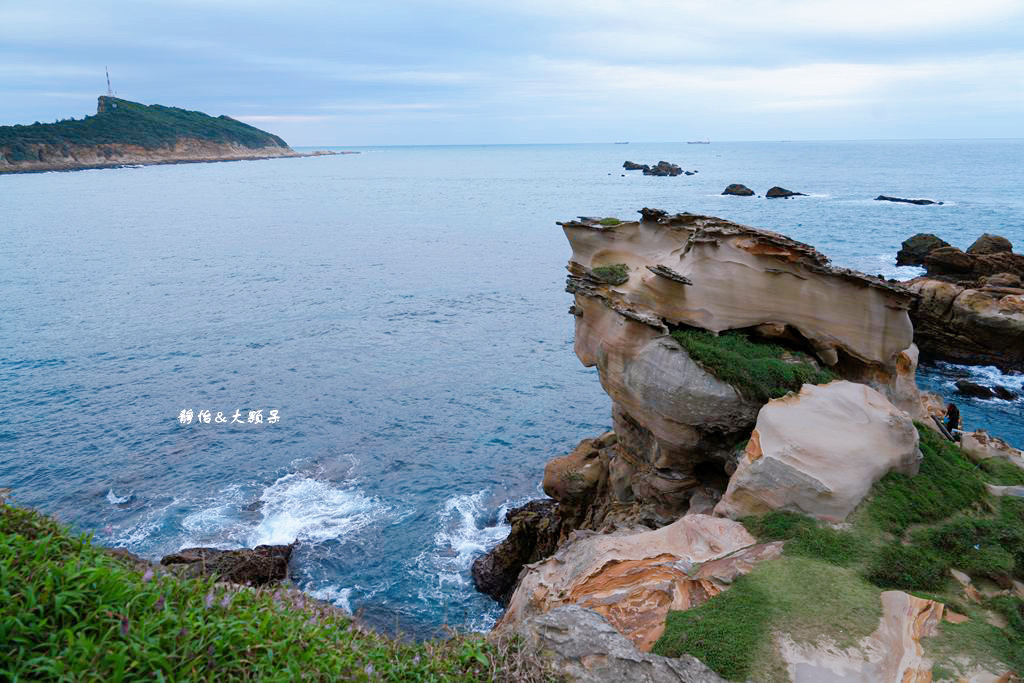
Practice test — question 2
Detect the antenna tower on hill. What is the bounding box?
[105,67,113,96]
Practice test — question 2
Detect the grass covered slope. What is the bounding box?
[0,97,289,164]
[0,502,543,682]
[670,328,836,401]
[653,424,1024,681]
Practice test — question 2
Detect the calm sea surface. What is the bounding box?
[2,140,1023,634]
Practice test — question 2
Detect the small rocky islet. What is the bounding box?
[472,209,1024,681]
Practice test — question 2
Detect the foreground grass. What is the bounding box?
[0,503,549,682]
[653,423,1024,681]
[670,329,836,401]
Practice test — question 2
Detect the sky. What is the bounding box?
[1,0,1022,145]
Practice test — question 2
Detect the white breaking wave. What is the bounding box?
[308,585,354,614]
[248,473,389,546]
[106,489,131,505]
[941,363,1024,400]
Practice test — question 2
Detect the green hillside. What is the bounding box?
[0,97,289,162]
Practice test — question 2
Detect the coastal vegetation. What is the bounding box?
[0,97,287,163]
[590,263,629,285]
[0,501,548,682]
[652,424,1024,680]
[669,328,837,401]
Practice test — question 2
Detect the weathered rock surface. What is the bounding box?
[558,211,922,524]
[896,233,950,266]
[722,183,754,196]
[508,606,726,683]
[905,276,1024,370]
[875,195,943,205]
[967,233,1014,256]
[715,381,921,523]
[925,246,976,275]
[765,186,806,198]
[497,514,766,651]
[160,544,294,585]
[960,430,1024,465]
[778,591,946,683]
[623,161,648,170]
[472,500,562,605]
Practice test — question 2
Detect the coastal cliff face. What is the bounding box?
[0,138,297,173]
[0,96,297,173]
[557,210,924,525]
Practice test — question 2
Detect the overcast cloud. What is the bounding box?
[1,0,1021,144]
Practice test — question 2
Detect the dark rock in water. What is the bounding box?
[924,247,975,276]
[765,186,806,198]
[993,386,1019,401]
[896,233,951,266]
[684,170,695,175]
[643,160,683,176]
[161,543,295,586]
[622,161,648,171]
[471,499,561,605]
[876,195,943,205]
[722,183,754,196]
[967,233,1014,256]
[639,207,667,222]
[955,380,995,399]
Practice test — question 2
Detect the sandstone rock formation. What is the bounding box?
[722,183,754,196]
[896,233,950,266]
[508,605,726,682]
[160,544,294,585]
[960,430,1024,465]
[766,186,806,198]
[715,382,921,523]
[875,195,943,205]
[778,591,945,683]
[905,275,1024,370]
[497,514,775,651]
[968,233,1014,256]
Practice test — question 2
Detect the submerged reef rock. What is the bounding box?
[160,544,294,586]
[497,515,772,652]
[895,233,950,266]
[721,183,754,196]
[875,195,943,205]
[765,186,806,198]
[471,500,561,605]
[899,232,1024,370]
[508,605,726,683]
[715,381,921,523]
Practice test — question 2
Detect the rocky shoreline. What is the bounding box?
[470,209,1023,681]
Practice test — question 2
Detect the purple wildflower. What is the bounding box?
[204,591,215,608]
[220,593,232,609]
[154,595,165,611]
[142,567,154,583]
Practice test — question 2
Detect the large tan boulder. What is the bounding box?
[496,514,772,651]
[960,429,1024,465]
[715,381,921,523]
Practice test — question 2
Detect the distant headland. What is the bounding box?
[0,96,335,174]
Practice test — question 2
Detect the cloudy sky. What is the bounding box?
[1,0,1022,145]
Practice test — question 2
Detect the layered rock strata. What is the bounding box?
[496,514,776,652]
[896,232,1024,370]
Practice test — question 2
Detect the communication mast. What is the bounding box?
[105,67,113,96]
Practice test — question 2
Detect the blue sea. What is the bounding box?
[2,140,1023,635]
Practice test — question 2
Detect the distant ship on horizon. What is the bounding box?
[687,139,710,144]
